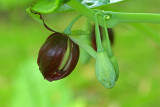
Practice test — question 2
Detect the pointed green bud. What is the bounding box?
[95,51,116,89]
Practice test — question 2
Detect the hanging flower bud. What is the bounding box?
[37,33,79,81]
[91,25,114,51]
[96,51,116,89]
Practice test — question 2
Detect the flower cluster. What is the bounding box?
[35,12,119,89]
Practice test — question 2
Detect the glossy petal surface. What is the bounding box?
[37,33,79,81]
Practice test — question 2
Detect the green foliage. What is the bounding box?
[30,0,124,14]
[31,0,69,14]
[26,8,44,24]
[26,8,60,32]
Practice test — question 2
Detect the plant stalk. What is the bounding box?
[64,15,82,35]
[112,12,160,23]
[68,0,160,27]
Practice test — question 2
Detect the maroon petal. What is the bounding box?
[37,33,79,81]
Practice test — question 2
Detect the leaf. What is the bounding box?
[26,8,60,32]
[54,0,127,13]
[29,0,127,14]
[31,0,68,14]
[26,8,43,24]
[55,4,73,13]
[77,0,83,2]
[55,0,86,13]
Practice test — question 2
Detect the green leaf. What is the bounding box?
[55,4,73,13]
[30,0,127,14]
[54,0,83,13]
[26,8,43,24]
[55,0,127,13]
[31,0,68,14]
[26,8,60,32]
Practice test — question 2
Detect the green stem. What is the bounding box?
[67,0,95,21]
[95,12,104,52]
[64,15,82,35]
[67,0,160,27]
[103,16,113,57]
[67,0,106,27]
[70,36,96,58]
[111,12,160,23]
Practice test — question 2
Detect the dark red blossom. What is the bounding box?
[37,33,79,81]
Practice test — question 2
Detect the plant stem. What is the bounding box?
[70,36,96,58]
[68,0,160,27]
[67,0,95,21]
[95,13,104,52]
[111,12,160,23]
[64,15,82,35]
[103,16,113,57]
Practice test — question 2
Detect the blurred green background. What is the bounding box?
[1,0,160,107]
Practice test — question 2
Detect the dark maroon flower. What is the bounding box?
[37,33,79,81]
[91,25,114,51]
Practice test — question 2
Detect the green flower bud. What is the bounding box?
[95,51,116,89]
